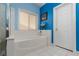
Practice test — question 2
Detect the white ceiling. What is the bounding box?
[33,3,45,7]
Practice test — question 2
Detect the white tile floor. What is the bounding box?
[25,46,79,56]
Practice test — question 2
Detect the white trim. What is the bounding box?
[53,3,65,9]
[7,4,11,36]
[53,3,76,53]
[18,8,38,31]
[8,6,15,37]
[72,3,76,52]
[10,7,15,37]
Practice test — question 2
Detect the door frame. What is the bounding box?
[53,3,76,52]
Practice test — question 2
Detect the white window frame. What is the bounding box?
[18,8,38,31]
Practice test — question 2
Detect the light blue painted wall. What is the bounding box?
[10,3,40,31]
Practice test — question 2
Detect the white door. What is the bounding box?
[53,4,76,51]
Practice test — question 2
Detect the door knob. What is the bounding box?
[55,28,58,31]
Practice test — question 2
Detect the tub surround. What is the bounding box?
[6,30,51,56]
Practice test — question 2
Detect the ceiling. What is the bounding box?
[33,3,45,7]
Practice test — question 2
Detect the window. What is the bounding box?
[29,14,36,30]
[19,10,37,31]
[19,11,29,31]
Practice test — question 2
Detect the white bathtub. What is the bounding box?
[15,37,48,56]
[7,30,52,56]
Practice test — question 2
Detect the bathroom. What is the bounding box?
[0,3,79,56]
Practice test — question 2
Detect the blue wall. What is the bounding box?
[10,3,40,31]
[40,3,60,30]
[40,3,60,43]
[76,3,79,51]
